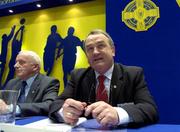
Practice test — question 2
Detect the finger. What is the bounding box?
[66,112,79,119]
[99,115,117,127]
[63,102,83,116]
[64,115,78,125]
[63,102,85,117]
[70,119,78,126]
[98,108,119,126]
[91,102,109,118]
[97,111,109,126]
[96,115,103,123]
[96,110,105,122]
[100,117,110,127]
[84,102,101,117]
[64,112,79,125]
[84,103,95,116]
[67,107,83,117]
[65,99,85,110]
[81,102,87,108]
[91,106,104,119]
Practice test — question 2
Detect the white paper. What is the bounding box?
[0,117,87,132]
[24,117,87,132]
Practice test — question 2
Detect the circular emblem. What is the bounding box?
[122,0,160,32]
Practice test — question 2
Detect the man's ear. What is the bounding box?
[112,46,115,57]
[32,64,39,71]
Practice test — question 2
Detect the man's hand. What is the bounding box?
[0,99,8,114]
[62,98,87,125]
[84,101,119,126]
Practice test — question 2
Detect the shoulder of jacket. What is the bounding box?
[71,67,92,75]
[117,63,142,71]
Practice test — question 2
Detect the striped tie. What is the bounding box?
[96,75,108,102]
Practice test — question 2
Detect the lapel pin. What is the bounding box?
[113,85,117,88]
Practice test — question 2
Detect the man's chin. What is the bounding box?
[15,73,23,78]
[93,61,104,65]
[93,64,105,72]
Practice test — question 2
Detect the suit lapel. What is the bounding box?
[85,69,96,103]
[15,81,23,91]
[110,64,125,105]
[15,80,24,98]
[26,74,41,102]
[82,65,125,105]
[76,68,96,103]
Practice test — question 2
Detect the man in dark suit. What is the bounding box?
[49,29,158,127]
[4,50,59,117]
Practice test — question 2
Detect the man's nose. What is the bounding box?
[93,47,100,54]
[14,62,19,68]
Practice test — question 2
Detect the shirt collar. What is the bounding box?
[24,74,38,87]
[95,64,114,80]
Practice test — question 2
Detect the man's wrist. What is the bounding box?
[16,105,21,116]
[114,107,130,125]
[6,104,13,113]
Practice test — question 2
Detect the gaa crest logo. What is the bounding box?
[122,0,160,32]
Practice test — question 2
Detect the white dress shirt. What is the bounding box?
[94,64,130,125]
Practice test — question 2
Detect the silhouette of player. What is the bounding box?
[43,25,63,75]
[3,18,25,87]
[56,26,84,86]
[0,26,16,88]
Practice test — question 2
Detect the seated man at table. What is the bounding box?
[2,50,59,117]
[48,29,158,127]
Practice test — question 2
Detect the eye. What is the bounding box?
[86,47,94,53]
[18,60,26,65]
[97,43,106,49]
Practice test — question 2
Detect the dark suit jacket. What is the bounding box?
[5,73,59,117]
[49,63,158,127]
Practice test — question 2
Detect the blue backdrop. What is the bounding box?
[106,0,180,123]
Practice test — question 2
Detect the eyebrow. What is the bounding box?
[86,40,105,46]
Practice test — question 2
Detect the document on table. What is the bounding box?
[0,117,87,132]
[24,117,87,131]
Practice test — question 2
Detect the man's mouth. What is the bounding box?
[16,69,22,73]
[94,57,103,62]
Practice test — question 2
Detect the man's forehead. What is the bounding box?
[16,54,30,60]
[86,34,108,44]
[87,33,107,39]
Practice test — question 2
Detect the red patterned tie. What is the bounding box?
[96,75,108,102]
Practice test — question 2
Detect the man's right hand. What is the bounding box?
[62,98,87,125]
[0,99,8,114]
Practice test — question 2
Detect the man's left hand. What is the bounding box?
[84,101,119,126]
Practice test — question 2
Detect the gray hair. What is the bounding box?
[83,29,114,49]
[18,50,41,68]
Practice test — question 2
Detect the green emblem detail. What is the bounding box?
[122,0,160,32]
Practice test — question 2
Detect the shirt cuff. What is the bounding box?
[16,105,21,116]
[58,108,64,119]
[114,107,130,125]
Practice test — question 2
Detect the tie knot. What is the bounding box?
[98,75,105,83]
[22,81,27,87]
[18,81,27,103]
